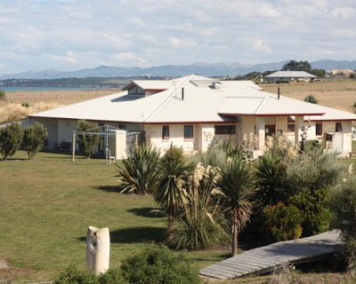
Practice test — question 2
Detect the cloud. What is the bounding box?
[253,40,272,54]
[169,37,197,48]
[0,0,356,73]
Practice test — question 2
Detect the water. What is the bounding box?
[0,86,110,92]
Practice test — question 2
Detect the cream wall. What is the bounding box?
[145,123,238,155]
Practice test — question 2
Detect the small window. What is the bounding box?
[184,125,193,139]
[214,125,236,135]
[335,122,342,132]
[119,124,126,130]
[315,123,322,136]
[287,124,295,132]
[162,125,170,139]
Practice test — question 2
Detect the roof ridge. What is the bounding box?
[144,74,196,122]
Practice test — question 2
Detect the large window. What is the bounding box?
[184,125,193,139]
[214,125,236,135]
[162,125,170,140]
[335,122,342,132]
[315,123,323,136]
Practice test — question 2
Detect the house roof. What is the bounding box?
[30,74,356,124]
[266,71,316,78]
[122,80,174,91]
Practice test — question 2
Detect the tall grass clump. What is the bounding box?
[170,163,230,250]
[118,144,161,195]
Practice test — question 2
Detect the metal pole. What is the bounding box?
[72,132,76,162]
[105,125,109,166]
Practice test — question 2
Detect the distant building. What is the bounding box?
[327,69,355,78]
[266,71,316,83]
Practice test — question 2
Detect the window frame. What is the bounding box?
[162,125,170,140]
[214,125,236,135]
[335,122,343,132]
[315,123,323,136]
[287,124,295,133]
[184,125,194,140]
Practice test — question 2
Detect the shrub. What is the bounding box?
[118,144,161,194]
[77,120,100,158]
[121,245,201,284]
[0,90,5,100]
[22,122,48,160]
[0,123,23,160]
[53,265,98,284]
[304,94,318,104]
[53,266,127,284]
[21,102,30,108]
[263,202,303,241]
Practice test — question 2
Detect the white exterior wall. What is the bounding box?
[58,119,78,144]
[276,116,288,134]
[144,123,238,155]
[145,124,196,155]
[342,121,352,154]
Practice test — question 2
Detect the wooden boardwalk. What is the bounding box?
[200,230,344,280]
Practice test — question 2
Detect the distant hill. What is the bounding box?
[0,60,355,79]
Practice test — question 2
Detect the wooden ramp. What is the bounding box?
[200,230,344,280]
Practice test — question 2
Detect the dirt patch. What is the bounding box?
[0,259,35,282]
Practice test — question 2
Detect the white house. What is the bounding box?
[266,71,316,83]
[29,74,356,157]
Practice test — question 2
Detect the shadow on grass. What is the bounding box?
[95,185,121,193]
[127,207,164,218]
[78,226,166,244]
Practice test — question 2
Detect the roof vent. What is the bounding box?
[211,81,221,89]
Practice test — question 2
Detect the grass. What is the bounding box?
[0,89,117,123]
[261,80,356,112]
[0,151,229,282]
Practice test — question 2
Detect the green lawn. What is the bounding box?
[0,151,229,282]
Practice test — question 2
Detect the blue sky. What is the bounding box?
[0,0,355,74]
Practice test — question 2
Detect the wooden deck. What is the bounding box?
[200,230,344,280]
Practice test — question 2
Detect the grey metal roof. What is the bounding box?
[266,71,316,78]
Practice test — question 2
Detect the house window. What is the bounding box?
[315,123,322,136]
[184,125,193,139]
[287,124,295,132]
[214,125,236,135]
[162,125,170,140]
[335,122,342,132]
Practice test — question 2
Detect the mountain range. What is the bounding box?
[1,59,356,80]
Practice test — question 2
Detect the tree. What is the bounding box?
[118,144,161,195]
[154,147,194,242]
[77,120,100,158]
[217,156,254,255]
[254,152,288,209]
[22,122,48,160]
[282,60,311,72]
[0,123,23,160]
[310,69,326,78]
[304,94,318,104]
[0,90,5,100]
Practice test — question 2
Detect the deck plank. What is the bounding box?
[199,230,344,280]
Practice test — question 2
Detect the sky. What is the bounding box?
[0,0,355,74]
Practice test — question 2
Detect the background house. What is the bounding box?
[266,71,316,83]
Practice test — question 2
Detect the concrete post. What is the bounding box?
[86,226,110,275]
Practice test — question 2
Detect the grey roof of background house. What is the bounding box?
[266,71,316,78]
